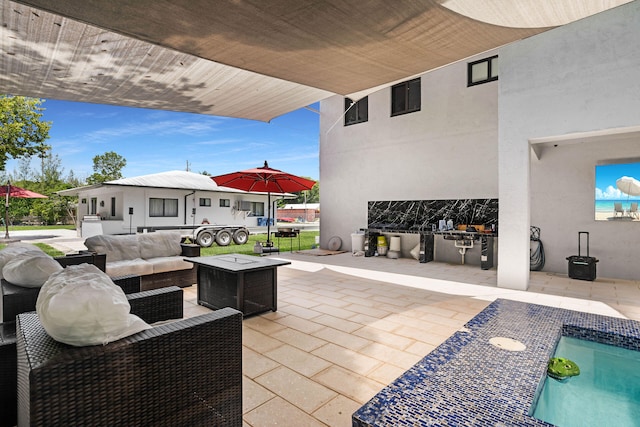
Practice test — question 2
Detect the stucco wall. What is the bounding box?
[319,50,500,251]
[320,1,640,286]
[499,1,640,285]
[530,136,640,280]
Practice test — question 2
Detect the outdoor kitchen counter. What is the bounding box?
[364,228,497,269]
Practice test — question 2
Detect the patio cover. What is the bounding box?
[1,0,631,121]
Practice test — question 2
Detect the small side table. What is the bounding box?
[180,243,201,257]
[187,255,290,316]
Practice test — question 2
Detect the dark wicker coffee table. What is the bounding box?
[187,255,291,316]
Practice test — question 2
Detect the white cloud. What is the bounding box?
[596,185,640,200]
[81,117,224,143]
[595,185,623,200]
[194,138,244,146]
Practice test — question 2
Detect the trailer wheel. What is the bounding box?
[232,229,249,245]
[196,231,214,247]
[215,229,232,246]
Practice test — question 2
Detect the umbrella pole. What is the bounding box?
[266,192,271,244]
[4,183,9,239]
[4,206,9,239]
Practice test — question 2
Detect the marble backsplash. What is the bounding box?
[368,199,498,232]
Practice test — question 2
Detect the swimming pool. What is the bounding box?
[353,299,640,426]
[533,336,640,426]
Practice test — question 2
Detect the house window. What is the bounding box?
[110,197,116,217]
[238,200,264,216]
[391,78,421,116]
[468,55,498,86]
[199,198,211,207]
[251,202,265,216]
[219,198,230,207]
[344,97,368,126]
[149,198,178,217]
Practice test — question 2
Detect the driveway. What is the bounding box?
[3,229,87,253]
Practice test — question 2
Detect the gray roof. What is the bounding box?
[58,170,290,196]
[105,170,239,192]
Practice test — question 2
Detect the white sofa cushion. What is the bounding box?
[105,259,154,278]
[84,234,142,262]
[138,231,182,259]
[146,256,193,274]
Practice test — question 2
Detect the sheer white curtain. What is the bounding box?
[149,198,178,217]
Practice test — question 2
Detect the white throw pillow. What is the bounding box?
[36,264,151,347]
[0,243,46,280]
[2,253,63,287]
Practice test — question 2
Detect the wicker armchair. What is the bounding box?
[16,307,242,427]
[1,284,184,427]
[0,321,17,427]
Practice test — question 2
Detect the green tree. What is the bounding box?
[305,181,319,203]
[66,170,84,188]
[15,157,35,182]
[86,151,127,184]
[280,180,319,206]
[5,154,69,224]
[0,96,51,171]
[2,152,80,225]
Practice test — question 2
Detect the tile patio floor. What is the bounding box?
[179,252,640,427]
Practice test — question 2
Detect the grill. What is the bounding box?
[273,228,300,251]
[274,230,298,238]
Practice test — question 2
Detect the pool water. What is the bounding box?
[533,336,640,426]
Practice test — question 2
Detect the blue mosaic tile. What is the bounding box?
[352,298,640,427]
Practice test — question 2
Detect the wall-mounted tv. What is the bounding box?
[595,161,640,221]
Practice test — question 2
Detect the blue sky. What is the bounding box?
[595,162,640,200]
[6,99,320,181]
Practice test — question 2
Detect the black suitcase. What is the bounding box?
[566,231,598,281]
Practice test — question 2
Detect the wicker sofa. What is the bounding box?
[16,307,242,426]
[84,232,200,291]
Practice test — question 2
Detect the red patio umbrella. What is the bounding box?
[2,182,48,239]
[211,161,315,244]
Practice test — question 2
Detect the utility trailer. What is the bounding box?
[136,225,250,247]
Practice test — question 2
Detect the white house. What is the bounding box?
[58,170,291,236]
[319,1,640,289]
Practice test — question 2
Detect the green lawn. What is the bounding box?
[199,230,319,256]
[0,227,318,257]
[3,225,76,231]
[0,242,65,257]
[32,243,66,257]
